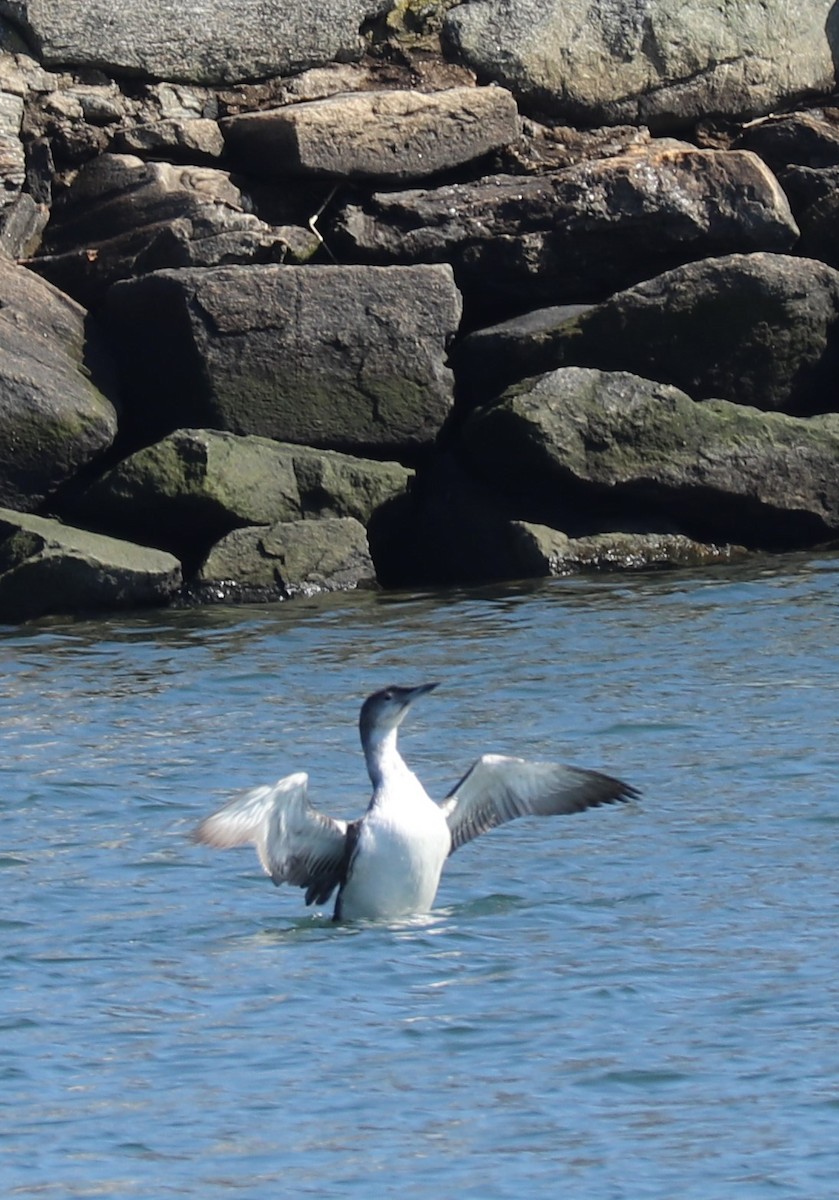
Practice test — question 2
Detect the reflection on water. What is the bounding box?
[1,551,839,1198]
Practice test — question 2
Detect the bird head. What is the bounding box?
[359,682,438,748]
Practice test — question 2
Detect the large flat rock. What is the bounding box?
[444,0,837,127]
[103,264,462,454]
[334,147,798,317]
[0,0,383,84]
[0,257,117,512]
[462,367,839,549]
[222,86,520,182]
[0,507,181,621]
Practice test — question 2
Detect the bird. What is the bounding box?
[193,682,639,922]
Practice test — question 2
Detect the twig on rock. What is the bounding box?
[308,186,338,262]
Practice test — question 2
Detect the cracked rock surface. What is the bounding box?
[102,263,462,456]
[444,0,837,126]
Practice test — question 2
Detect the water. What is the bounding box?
[1,556,838,1198]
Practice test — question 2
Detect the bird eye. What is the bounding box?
[382,688,395,700]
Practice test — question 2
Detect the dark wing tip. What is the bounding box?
[605,779,642,804]
[569,773,641,813]
[304,881,339,906]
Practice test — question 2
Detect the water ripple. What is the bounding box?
[1,554,839,1197]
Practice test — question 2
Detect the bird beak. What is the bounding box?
[408,682,439,703]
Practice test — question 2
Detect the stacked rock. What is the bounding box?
[1,0,838,618]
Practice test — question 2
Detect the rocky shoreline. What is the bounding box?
[1,0,839,620]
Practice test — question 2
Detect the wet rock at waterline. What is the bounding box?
[462,367,839,549]
[0,508,182,622]
[334,147,798,317]
[195,516,375,600]
[533,254,839,416]
[0,259,117,512]
[102,263,462,454]
[373,452,746,588]
[222,86,520,182]
[66,428,413,566]
[508,528,749,575]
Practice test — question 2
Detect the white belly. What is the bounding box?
[338,798,451,921]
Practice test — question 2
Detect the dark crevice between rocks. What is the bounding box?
[0,8,39,60]
[99,287,216,455]
[374,447,837,590]
[504,470,837,553]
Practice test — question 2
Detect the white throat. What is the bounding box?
[364,725,411,795]
[341,719,452,920]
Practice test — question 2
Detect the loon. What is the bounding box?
[193,683,639,922]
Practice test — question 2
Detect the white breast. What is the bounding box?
[338,776,452,921]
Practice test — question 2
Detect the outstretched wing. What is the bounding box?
[440,754,639,853]
[193,772,350,905]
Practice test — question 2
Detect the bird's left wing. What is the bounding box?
[193,772,350,905]
[440,754,639,853]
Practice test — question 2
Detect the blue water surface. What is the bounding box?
[1,555,838,1198]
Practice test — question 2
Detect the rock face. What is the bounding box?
[797,191,839,272]
[735,112,839,177]
[222,86,520,182]
[67,427,413,564]
[462,367,839,548]
[19,69,227,188]
[444,0,837,126]
[0,0,383,84]
[538,254,839,416]
[196,516,375,599]
[0,257,117,512]
[731,113,839,264]
[31,153,315,309]
[334,147,798,317]
[0,87,25,215]
[0,507,182,621]
[103,264,462,454]
[455,304,593,401]
[3,17,839,619]
[113,117,224,161]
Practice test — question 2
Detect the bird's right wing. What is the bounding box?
[440,754,639,853]
[193,772,350,905]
